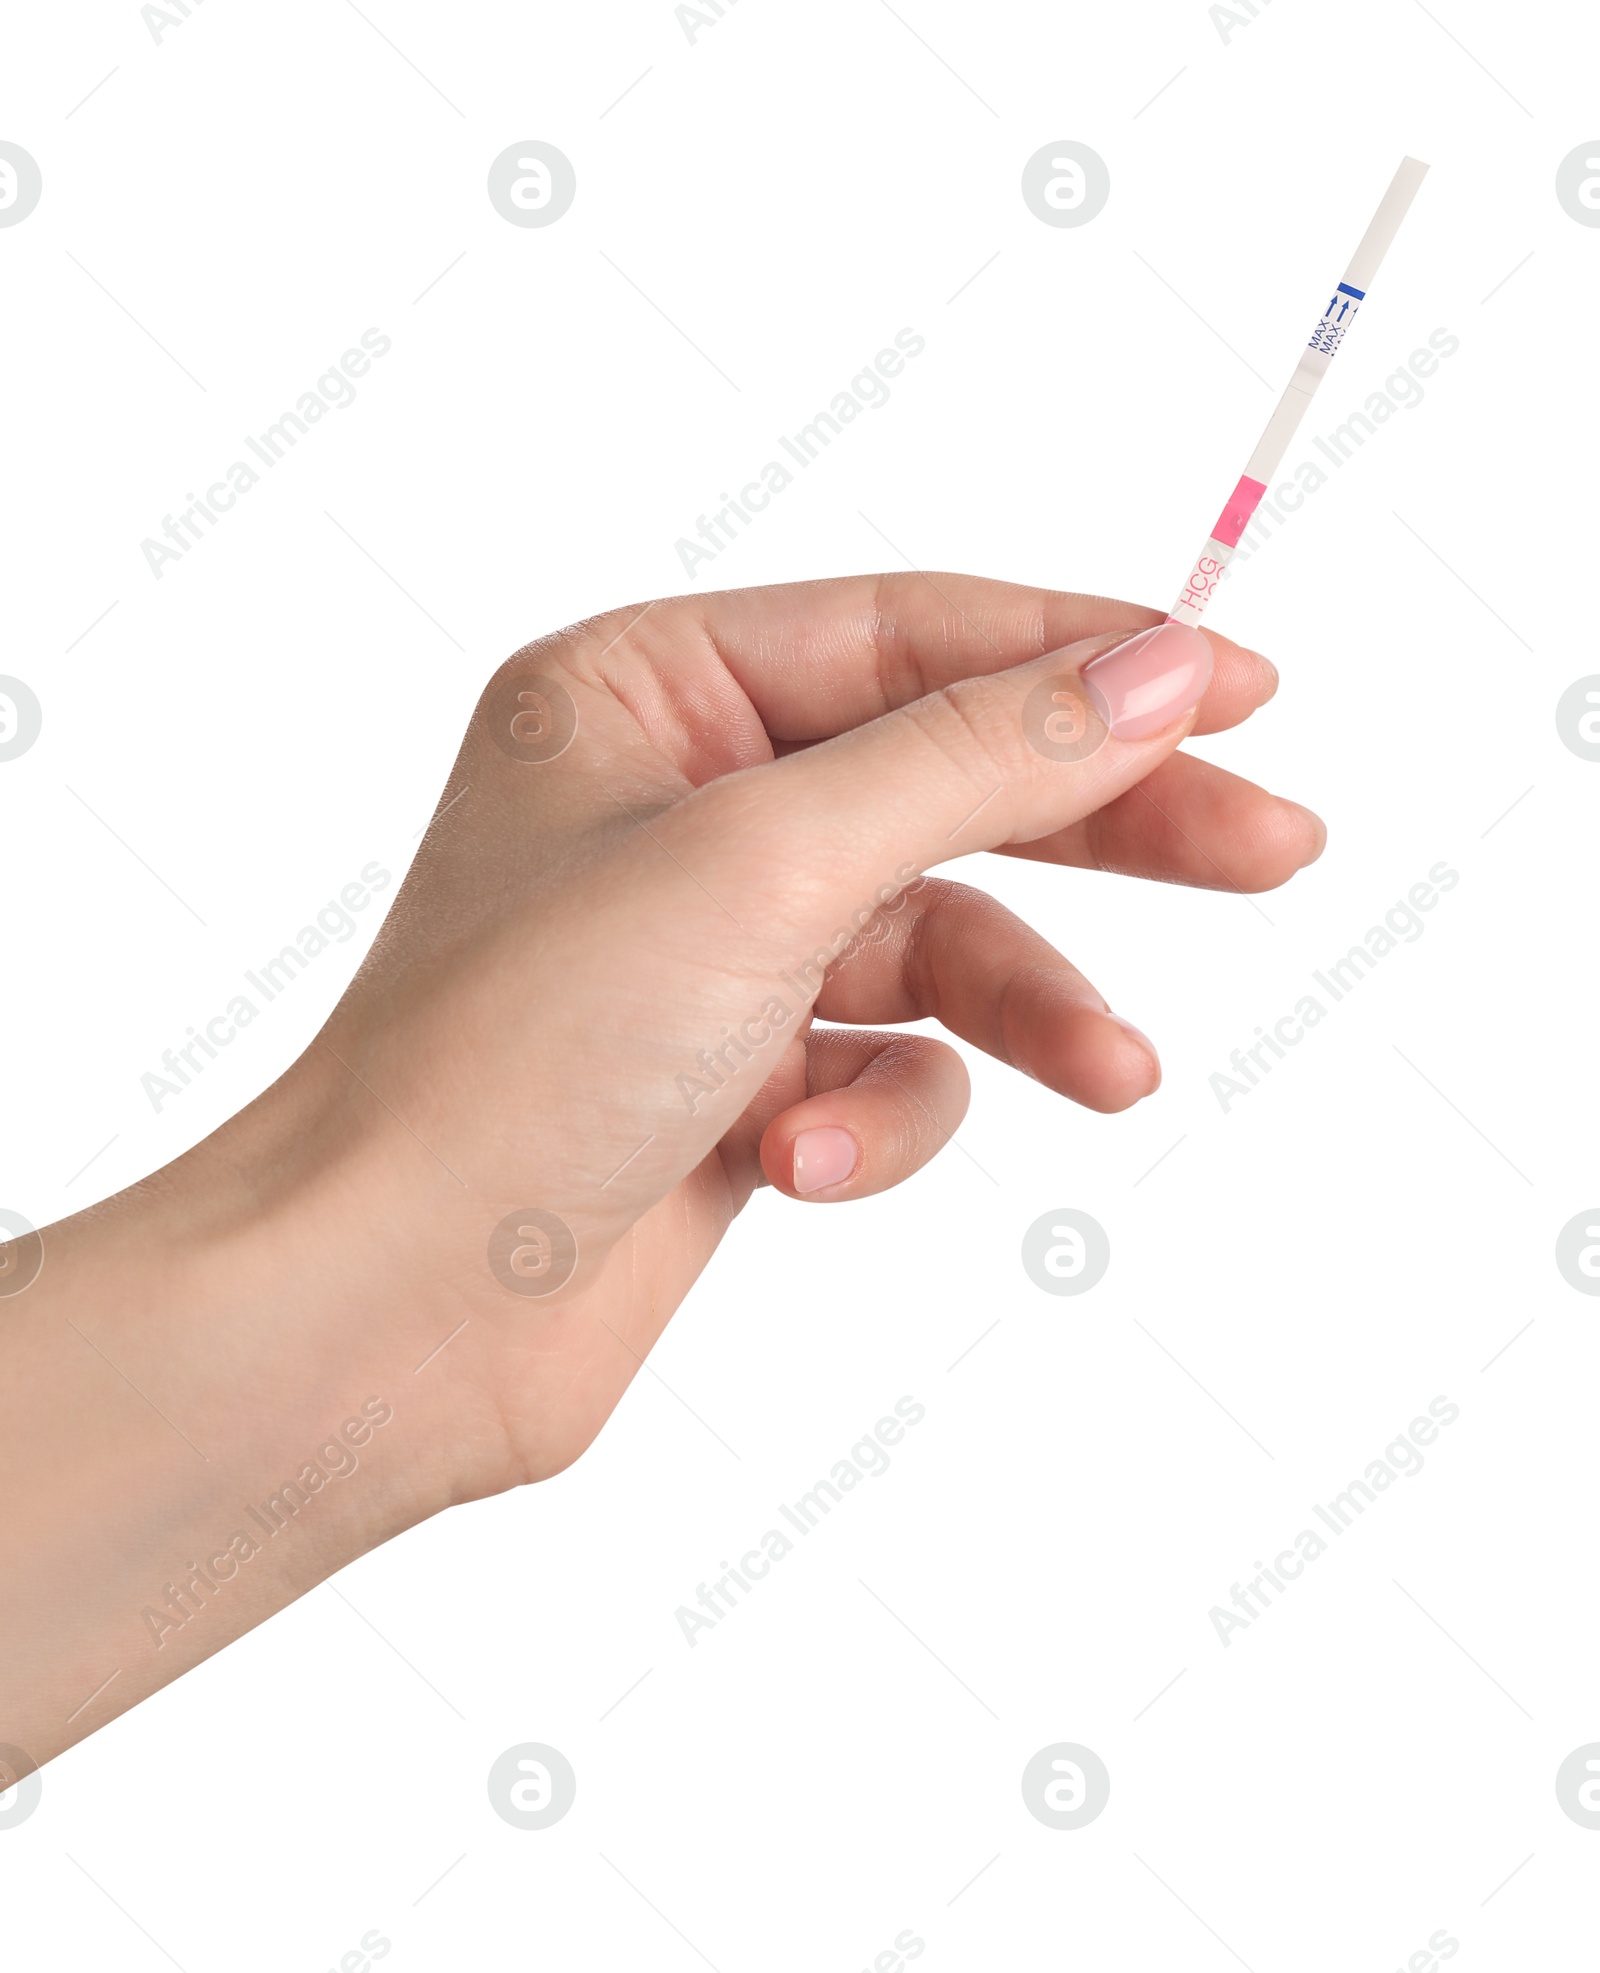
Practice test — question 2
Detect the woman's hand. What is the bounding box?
[0,572,1320,1768]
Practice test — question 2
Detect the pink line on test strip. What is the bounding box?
[1211,475,1268,548]
[1167,156,1429,628]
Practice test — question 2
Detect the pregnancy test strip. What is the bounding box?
[1168,155,1429,627]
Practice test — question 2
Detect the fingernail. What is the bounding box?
[1109,1013,1156,1058]
[1293,802,1328,863]
[1109,1013,1161,1090]
[1081,623,1214,740]
[792,1127,858,1194]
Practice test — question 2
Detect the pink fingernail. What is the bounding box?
[792,1127,858,1194]
[1109,1013,1156,1058]
[1081,623,1214,740]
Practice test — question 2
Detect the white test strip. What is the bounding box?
[1168,155,1429,627]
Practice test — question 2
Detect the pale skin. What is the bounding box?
[0,573,1323,1774]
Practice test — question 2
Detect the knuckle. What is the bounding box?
[906,675,1029,789]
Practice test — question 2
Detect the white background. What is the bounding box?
[3,0,1597,1967]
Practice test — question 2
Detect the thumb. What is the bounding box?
[663,620,1213,938]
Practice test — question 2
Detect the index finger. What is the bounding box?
[581,571,1270,746]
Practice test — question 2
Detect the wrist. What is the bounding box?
[0,1059,512,1764]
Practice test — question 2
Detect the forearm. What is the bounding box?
[0,1070,473,1768]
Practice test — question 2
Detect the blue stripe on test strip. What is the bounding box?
[1337,282,1366,298]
